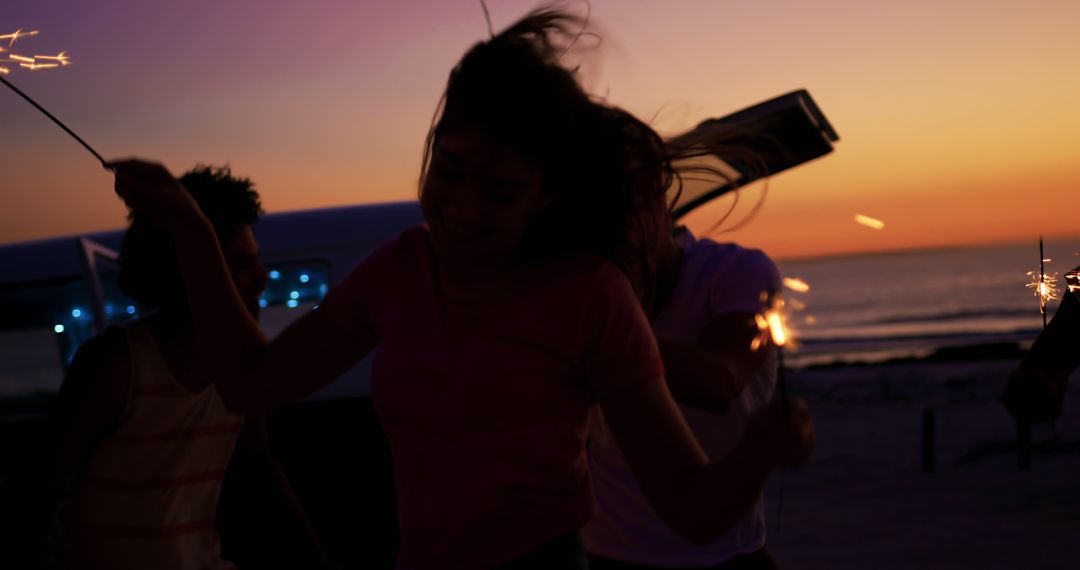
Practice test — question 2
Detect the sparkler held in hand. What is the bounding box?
[1027,237,1059,329]
[0,30,108,168]
[753,288,800,532]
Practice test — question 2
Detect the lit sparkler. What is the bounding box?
[0,30,107,167]
[1027,237,1058,328]
[855,213,885,230]
[755,293,796,533]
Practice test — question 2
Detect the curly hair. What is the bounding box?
[118,165,263,311]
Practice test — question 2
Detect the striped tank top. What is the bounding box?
[61,322,244,570]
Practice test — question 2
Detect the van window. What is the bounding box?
[259,261,331,339]
[0,260,330,399]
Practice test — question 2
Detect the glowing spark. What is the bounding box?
[783,277,810,293]
[0,30,40,46]
[9,54,34,63]
[804,315,817,325]
[752,295,794,351]
[0,67,8,75]
[1066,270,1079,293]
[854,214,885,230]
[20,62,60,70]
[34,52,70,65]
[1026,270,1059,308]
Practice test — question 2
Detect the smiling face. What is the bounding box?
[420,122,549,275]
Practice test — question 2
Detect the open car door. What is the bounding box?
[668,89,840,221]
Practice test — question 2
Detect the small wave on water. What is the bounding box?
[776,237,1080,368]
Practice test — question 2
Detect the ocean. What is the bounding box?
[775,237,1080,367]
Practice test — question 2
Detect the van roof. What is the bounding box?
[0,201,423,286]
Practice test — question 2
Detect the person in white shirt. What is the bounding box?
[586,217,799,570]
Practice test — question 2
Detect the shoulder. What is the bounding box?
[689,237,778,285]
[56,326,131,416]
[68,326,130,378]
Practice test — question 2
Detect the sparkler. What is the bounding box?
[1026,237,1058,328]
[753,292,795,532]
[0,30,108,167]
[1017,237,1059,470]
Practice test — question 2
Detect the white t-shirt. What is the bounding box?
[584,229,780,567]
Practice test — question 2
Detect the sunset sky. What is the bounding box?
[3,0,1079,259]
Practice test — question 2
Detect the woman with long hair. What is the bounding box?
[109,8,813,568]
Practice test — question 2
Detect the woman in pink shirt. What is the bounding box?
[109,8,814,569]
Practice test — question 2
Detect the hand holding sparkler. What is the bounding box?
[110,159,205,231]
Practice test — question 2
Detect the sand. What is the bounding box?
[766,355,1080,569]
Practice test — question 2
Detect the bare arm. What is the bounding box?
[598,377,808,546]
[112,160,377,414]
[659,311,769,415]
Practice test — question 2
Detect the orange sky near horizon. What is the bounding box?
[2,0,1079,260]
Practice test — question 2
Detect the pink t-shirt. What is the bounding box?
[323,227,664,569]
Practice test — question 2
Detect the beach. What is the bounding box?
[768,348,1080,569]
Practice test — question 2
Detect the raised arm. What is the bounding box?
[112,159,377,413]
[1004,287,1080,423]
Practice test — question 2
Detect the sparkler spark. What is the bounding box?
[0,29,40,46]
[0,29,105,167]
[0,32,70,73]
[855,214,885,230]
[34,52,70,65]
[783,277,810,293]
[1066,270,1079,294]
[751,296,794,351]
[1026,271,1059,307]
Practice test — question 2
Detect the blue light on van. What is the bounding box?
[54,324,65,333]
[105,304,114,315]
[270,270,281,280]
[299,274,310,283]
[71,308,82,318]
[126,305,136,315]
[320,284,328,295]
[286,299,299,308]
[259,299,268,308]
[289,291,300,300]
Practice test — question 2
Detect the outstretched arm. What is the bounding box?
[111,159,377,413]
